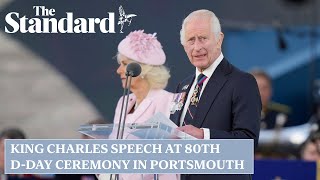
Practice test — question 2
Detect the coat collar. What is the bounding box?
[125,89,159,123]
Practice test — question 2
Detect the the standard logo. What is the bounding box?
[4,5,137,34]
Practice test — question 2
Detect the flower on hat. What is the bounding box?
[127,30,162,60]
[118,30,166,65]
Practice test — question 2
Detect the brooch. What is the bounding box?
[182,85,189,91]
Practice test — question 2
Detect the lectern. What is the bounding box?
[78,113,195,180]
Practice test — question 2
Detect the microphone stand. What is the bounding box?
[116,73,132,140]
[119,74,133,139]
[111,71,135,180]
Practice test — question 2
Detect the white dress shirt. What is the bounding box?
[179,53,224,139]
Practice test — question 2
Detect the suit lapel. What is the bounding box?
[130,91,156,123]
[193,59,232,128]
[131,99,152,123]
[120,93,152,124]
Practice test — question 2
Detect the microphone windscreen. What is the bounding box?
[126,62,142,77]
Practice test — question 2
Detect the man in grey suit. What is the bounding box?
[170,9,261,180]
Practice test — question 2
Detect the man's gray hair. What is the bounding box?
[180,9,221,45]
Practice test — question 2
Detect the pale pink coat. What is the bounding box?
[113,89,174,125]
[111,89,179,180]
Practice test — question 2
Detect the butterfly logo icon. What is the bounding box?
[118,6,137,33]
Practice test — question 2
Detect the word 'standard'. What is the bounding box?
[4,5,137,34]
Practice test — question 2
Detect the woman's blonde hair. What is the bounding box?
[117,53,170,89]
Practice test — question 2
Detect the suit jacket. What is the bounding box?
[112,89,178,180]
[170,59,261,180]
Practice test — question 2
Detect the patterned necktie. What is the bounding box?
[184,74,207,125]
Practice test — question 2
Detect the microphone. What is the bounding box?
[116,62,142,140]
[126,62,142,77]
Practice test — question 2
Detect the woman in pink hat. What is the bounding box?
[113,30,174,130]
[98,30,178,180]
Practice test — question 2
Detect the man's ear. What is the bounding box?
[217,32,224,47]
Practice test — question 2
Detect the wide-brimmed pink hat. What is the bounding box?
[118,30,166,65]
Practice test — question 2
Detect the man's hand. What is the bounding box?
[177,125,204,139]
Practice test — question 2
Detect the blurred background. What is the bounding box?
[0,0,320,179]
